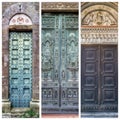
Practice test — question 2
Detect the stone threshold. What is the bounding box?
[11,108,30,113]
[81,112,118,118]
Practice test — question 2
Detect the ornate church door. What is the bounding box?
[9,32,32,107]
[81,45,118,112]
[42,13,78,113]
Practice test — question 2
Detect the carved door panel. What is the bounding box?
[81,45,118,112]
[9,32,32,107]
[42,13,78,113]
[100,45,118,109]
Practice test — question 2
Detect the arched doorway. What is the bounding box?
[81,2,118,113]
[2,2,39,112]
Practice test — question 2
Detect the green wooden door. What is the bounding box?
[9,32,32,107]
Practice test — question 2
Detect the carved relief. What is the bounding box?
[42,2,78,10]
[81,27,118,44]
[42,32,53,80]
[42,16,55,28]
[67,32,78,80]
[65,16,78,28]
[9,14,32,25]
[67,33,77,67]
[42,14,78,111]
[82,11,117,26]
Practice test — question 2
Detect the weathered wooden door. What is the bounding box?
[81,45,118,112]
[42,13,78,113]
[9,32,32,107]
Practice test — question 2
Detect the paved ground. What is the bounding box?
[42,112,118,118]
[2,113,11,118]
[3,112,118,118]
[81,112,118,118]
[42,114,79,118]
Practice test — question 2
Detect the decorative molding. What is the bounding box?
[42,2,78,12]
[82,105,118,112]
[9,14,32,25]
[81,27,118,44]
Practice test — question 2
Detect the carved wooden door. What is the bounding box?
[81,45,118,112]
[42,13,78,113]
[9,32,32,107]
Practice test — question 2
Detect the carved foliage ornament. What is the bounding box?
[82,11,117,26]
[42,2,78,9]
[81,27,118,44]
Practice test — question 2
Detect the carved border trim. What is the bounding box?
[81,26,118,44]
[42,2,78,12]
[81,105,118,112]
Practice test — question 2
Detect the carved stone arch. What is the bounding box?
[81,3,118,26]
[81,2,118,44]
[81,2,118,12]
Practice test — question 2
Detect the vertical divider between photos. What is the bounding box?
[79,1,81,118]
[118,1,120,119]
[39,1,41,118]
[0,1,2,119]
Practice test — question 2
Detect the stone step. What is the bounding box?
[11,108,30,113]
[11,108,31,118]
[2,113,11,118]
[13,108,39,118]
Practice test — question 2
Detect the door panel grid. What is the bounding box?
[81,45,118,112]
[9,32,32,107]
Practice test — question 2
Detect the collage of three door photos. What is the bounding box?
[2,1,118,118]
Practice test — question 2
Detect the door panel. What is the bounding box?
[81,45,118,112]
[100,46,118,105]
[9,32,32,107]
[81,45,98,105]
[42,13,78,113]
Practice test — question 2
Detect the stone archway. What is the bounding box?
[2,2,39,113]
[81,2,118,115]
